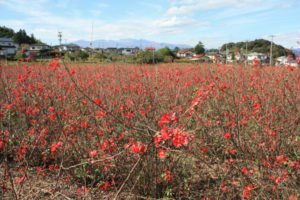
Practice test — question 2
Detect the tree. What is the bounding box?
[173,47,180,54]
[0,26,15,38]
[207,48,219,53]
[157,46,175,58]
[12,29,38,45]
[194,41,205,54]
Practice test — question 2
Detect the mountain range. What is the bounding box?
[72,39,192,49]
[293,48,300,54]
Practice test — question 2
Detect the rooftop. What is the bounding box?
[0,38,14,42]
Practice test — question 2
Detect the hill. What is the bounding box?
[220,39,293,58]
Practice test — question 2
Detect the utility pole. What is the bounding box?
[226,43,228,64]
[152,47,155,64]
[270,35,274,66]
[90,22,94,49]
[58,31,62,45]
[245,40,248,66]
[90,22,94,56]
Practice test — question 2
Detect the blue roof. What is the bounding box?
[0,38,14,42]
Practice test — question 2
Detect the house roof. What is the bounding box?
[30,43,49,47]
[178,49,192,54]
[0,38,14,42]
[145,47,155,50]
[0,45,16,48]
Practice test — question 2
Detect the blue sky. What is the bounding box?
[0,0,300,48]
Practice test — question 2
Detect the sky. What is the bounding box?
[0,0,300,48]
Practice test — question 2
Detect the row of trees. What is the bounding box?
[0,26,41,45]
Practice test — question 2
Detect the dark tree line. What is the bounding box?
[0,26,41,45]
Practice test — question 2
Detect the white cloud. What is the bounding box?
[280,1,293,8]
[166,0,263,15]
[262,32,300,48]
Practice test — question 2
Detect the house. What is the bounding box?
[176,49,195,59]
[234,50,244,61]
[205,52,223,63]
[29,43,50,51]
[121,47,140,55]
[145,47,156,51]
[58,44,81,52]
[247,53,267,62]
[190,54,210,63]
[104,48,118,55]
[276,56,289,65]
[94,48,104,54]
[0,38,18,56]
[81,47,93,53]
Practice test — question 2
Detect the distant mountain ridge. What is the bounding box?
[72,39,192,50]
[293,48,300,54]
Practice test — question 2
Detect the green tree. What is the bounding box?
[136,50,164,64]
[194,41,205,54]
[207,48,219,53]
[12,29,38,45]
[0,26,15,38]
[14,52,23,60]
[157,46,175,58]
[173,47,180,54]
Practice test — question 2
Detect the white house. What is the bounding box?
[177,49,195,58]
[247,52,267,61]
[0,38,18,55]
[121,47,140,55]
[276,56,289,65]
[29,43,50,51]
[58,44,81,52]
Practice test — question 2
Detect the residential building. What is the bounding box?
[29,43,50,51]
[276,56,289,65]
[0,37,18,56]
[206,52,223,63]
[247,52,267,62]
[190,54,210,63]
[176,49,195,58]
[94,48,104,54]
[58,44,81,52]
[104,47,118,55]
[121,47,140,55]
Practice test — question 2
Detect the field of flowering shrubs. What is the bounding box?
[0,59,299,199]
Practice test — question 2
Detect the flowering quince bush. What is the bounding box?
[0,59,299,199]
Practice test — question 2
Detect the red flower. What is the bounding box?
[243,189,251,199]
[229,147,235,155]
[221,184,227,191]
[130,145,139,154]
[201,147,207,154]
[158,113,170,126]
[161,126,169,140]
[290,195,297,200]
[89,150,97,157]
[276,155,288,164]
[224,132,231,140]
[48,107,55,112]
[158,149,165,158]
